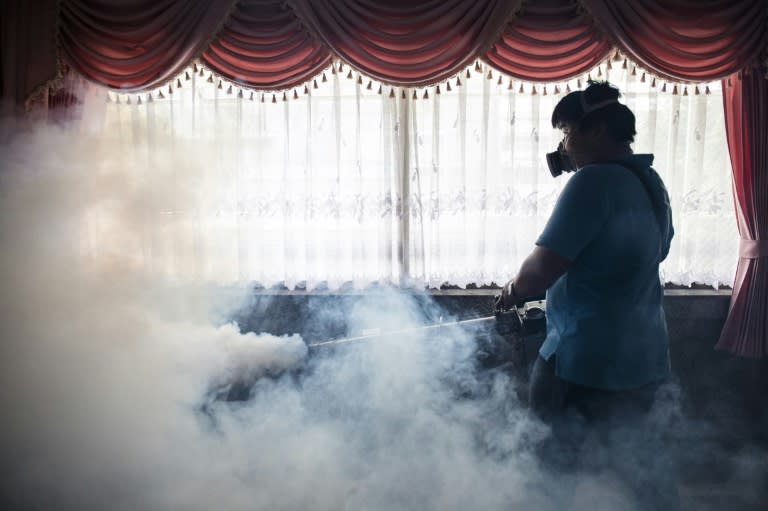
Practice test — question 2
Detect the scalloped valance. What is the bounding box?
[53,0,766,94]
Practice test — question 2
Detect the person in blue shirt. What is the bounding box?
[497,81,678,510]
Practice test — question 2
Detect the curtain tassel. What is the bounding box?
[497,75,502,85]
[661,83,667,92]
[184,72,190,81]
[532,85,537,95]
[199,68,204,77]
[606,59,613,70]
[412,90,417,100]
[423,89,429,99]
[613,50,622,61]
[217,80,223,90]
[272,94,277,103]
[475,61,482,73]
[322,73,328,83]
[566,83,571,92]
[518,83,524,94]
[486,69,493,80]
[303,85,309,95]
[293,89,299,100]
[338,62,344,73]
[641,72,646,83]
[158,91,165,99]
[115,95,121,104]
[282,91,288,101]
[314,79,319,89]
[126,96,131,105]
[168,84,173,94]
[651,77,656,88]
[347,69,353,80]
[705,85,711,94]
[542,86,547,96]
[147,93,153,103]
[631,66,637,76]
[249,91,254,101]
[694,86,700,95]
[207,75,213,83]
[683,86,688,96]
[456,76,462,86]
[260,93,265,103]
[622,59,628,69]
[377,84,382,95]
[331,64,337,75]
[672,84,678,95]
[366,80,372,90]
[597,67,603,77]
[466,69,471,79]
[506,80,513,90]
[586,73,592,82]
[237,89,243,98]
[226,84,233,95]
[389,88,395,98]
[193,63,198,73]
[401,89,406,99]
[436,85,441,95]
[554,85,560,94]
[446,81,453,92]
[137,96,142,105]
[357,75,363,85]
[577,79,582,88]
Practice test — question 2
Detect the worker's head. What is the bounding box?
[549,81,636,171]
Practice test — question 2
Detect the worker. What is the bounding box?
[497,81,678,510]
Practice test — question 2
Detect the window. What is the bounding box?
[80,59,736,288]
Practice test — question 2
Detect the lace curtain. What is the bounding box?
[76,58,736,288]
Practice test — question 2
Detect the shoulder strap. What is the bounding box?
[605,160,664,231]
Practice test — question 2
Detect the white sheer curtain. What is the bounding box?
[407,62,737,288]
[76,58,736,288]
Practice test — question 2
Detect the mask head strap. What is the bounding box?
[579,93,618,117]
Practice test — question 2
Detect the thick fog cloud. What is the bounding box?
[1,98,762,511]
[0,113,560,511]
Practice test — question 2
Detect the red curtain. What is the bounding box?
[716,71,768,358]
[59,0,233,91]
[581,0,767,81]
[483,0,612,82]
[287,0,520,86]
[200,0,332,90]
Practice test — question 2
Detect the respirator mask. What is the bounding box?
[545,141,577,178]
[546,95,618,178]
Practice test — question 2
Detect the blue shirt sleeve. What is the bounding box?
[536,166,610,261]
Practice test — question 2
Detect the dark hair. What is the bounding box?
[550,81,636,143]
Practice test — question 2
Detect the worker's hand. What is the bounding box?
[496,280,518,311]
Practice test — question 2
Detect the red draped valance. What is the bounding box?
[59,0,234,91]
[581,0,768,82]
[484,1,612,82]
[200,0,332,90]
[48,0,766,93]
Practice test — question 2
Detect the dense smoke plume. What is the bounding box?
[0,98,764,511]
[0,113,558,511]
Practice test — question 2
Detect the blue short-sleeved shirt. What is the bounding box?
[537,154,674,390]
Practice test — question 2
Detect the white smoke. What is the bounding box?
[1,94,761,511]
[0,111,557,511]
